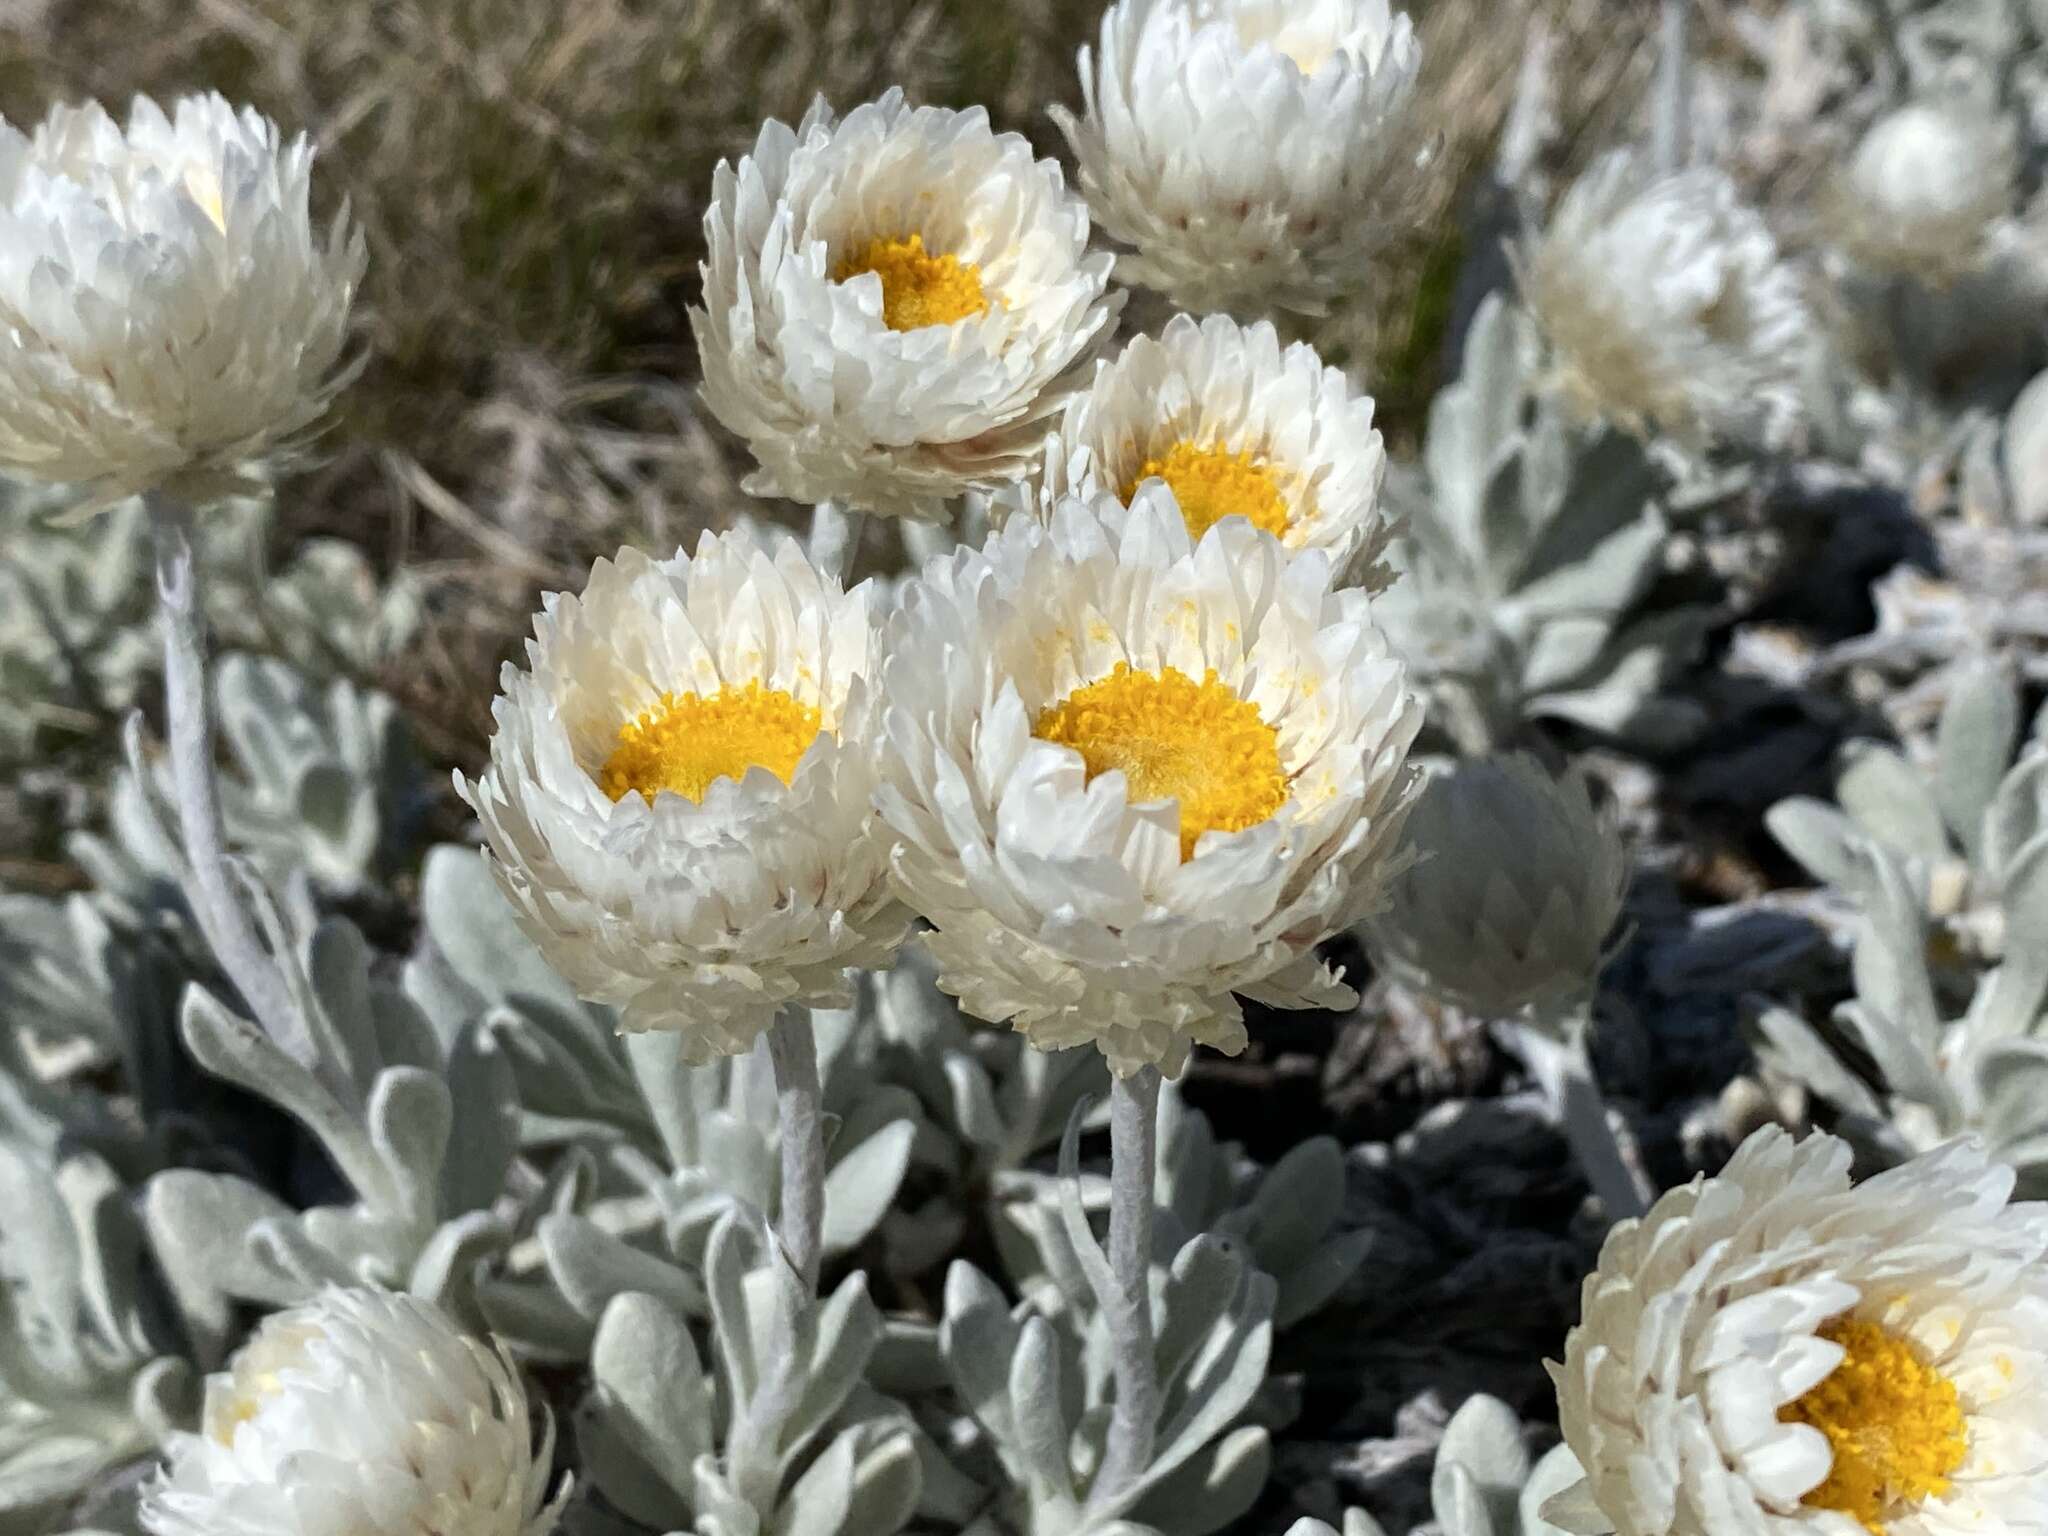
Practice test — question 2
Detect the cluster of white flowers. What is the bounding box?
[142,1289,563,1536]
[1552,1127,2048,1536]
[1055,0,1422,316]
[1517,151,1811,450]
[1830,102,2016,283]
[455,534,909,1057]
[10,6,2048,1535]
[0,92,363,509]
[690,89,1121,520]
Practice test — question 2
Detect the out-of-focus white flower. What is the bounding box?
[876,485,1422,1077]
[1369,754,1626,1020]
[1038,311,1394,584]
[1551,1128,2048,1536]
[1831,102,2014,282]
[456,530,908,1059]
[1054,0,1422,317]
[691,89,1120,521]
[141,1288,563,1536]
[1518,151,1810,450]
[0,93,363,509]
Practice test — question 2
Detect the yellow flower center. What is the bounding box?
[1033,664,1287,861]
[1779,1318,1969,1534]
[832,233,989,331]
[599,682,822,804]
[1122,440,1291,542]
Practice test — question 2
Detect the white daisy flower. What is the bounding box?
[876,484,1422,1077]
[1518,151,1810,450]
[1037,311,1394,584]
[141,1288,563,1536]
[1054,0,1422,317]
[1831,102,2014,283]
[0,92,363,510]
[1369,754,1627,1021]
[455,529,908,1060]
[690,89,1120,521]
[1550,1127,2048,1536]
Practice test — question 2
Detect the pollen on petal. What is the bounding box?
[1780,1317,1969,1534]
[833,233,990,331]
[600,681,823,804]
[1034,663,1287,860]
[1123,439,1291,541]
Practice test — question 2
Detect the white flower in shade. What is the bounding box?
[690,89,1120,521]
[1369,754,1626,1020]
[1550,1128,2048,1536]
[0,92,363,509]
[1038,311,1394,585]
[455,530,909,1059]
[1830,102,2014,283]
[1518,152,1810,450]
[876,485,1422,1077]
[1054,0,1422,317]
[141,1289,563,1536]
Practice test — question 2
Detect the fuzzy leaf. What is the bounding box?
[821,1119,915,1258]
[1836,744,1950,864]
[1935,662,2020,857]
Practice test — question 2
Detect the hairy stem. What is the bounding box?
[766,1005,826,1291]
[1652,0,1690,175]
[146,493,313,1066]
[807,500,867,586]
[1095,1065,1162,1501]
[1513,1010,1653,1221]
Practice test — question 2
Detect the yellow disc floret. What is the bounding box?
[1034,664,1287,861]
[1123,440,1291,541]
[1780,1318,1969,1534]
[601,682,822,804]
[832,233,989,331]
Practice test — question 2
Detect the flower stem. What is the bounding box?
[807,500,866,586]
[146,492,313,1066]
[1513,1011,1653,1221]
[766,1005,826,1291]
[1652,0,1690,175]
[1095,1065,1162,1501]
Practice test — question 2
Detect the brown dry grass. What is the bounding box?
[0,0,1657,768]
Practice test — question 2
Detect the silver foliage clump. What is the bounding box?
[573,1216,920,1536]
[1757,662,2048,1190]
[1378,295,1709,756]
[1368,755,1628,1022]
[1285,1395,1583,1536]
[1768,661,2046,962]
[0,1143,195,1536]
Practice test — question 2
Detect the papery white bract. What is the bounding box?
[1831,102,2014,282]
[1055,0,1422,317]
[141,1289,563,1536]
[1370,754,1626,1020]
[690,89,1120,521]
[1519,151,1810,450]
[1551,1128,2048,1536]
[876,485,1422,1078]
[0,93,364,508]
[456,529,908,1060]
[1038,311,1395,585]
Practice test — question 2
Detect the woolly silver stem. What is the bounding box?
[1514,1009,1653,1220]
[146,492,313,1067]
[766,1005,826,1291]
[1652,0,1691,175]
[808,500,867,586]
[1095,1065,1162,1500]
